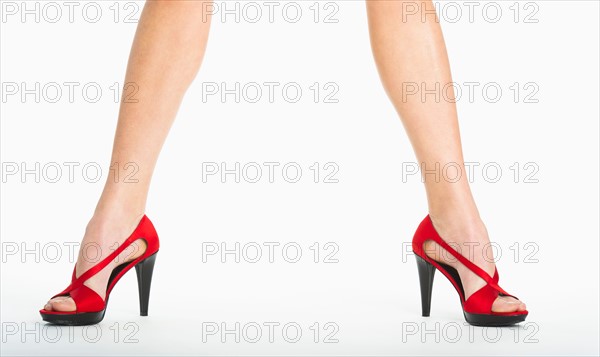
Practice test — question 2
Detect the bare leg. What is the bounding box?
[366,0,525,313]
[44,0,212,312]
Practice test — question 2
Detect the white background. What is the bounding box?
[1,0,599,355]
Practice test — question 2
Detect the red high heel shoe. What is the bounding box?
[40,215,160,325]
[412,215,528,326]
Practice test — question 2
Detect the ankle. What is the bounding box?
[85,207,145,242]
[93,192,145,222]
[95,180,148,219]
[428,210,487,244]
[90,211,143,228]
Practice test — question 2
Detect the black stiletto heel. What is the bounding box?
[415,254,436,317]
[135,252,157,317]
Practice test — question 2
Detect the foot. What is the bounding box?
[423,215,527,313]
[42,212,147,312]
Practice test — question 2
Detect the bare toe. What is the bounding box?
[46,297,76,312]
[491,296,526,313]
[43,296,68,311]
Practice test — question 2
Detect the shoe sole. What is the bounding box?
[41,310,106,326]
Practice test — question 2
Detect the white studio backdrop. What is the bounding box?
[1,0,599,356]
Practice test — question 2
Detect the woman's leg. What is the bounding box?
[44,0,212,312]
[366,0,526,312]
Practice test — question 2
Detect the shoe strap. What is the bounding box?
[60,218,148,294]
[426,218,512,297]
